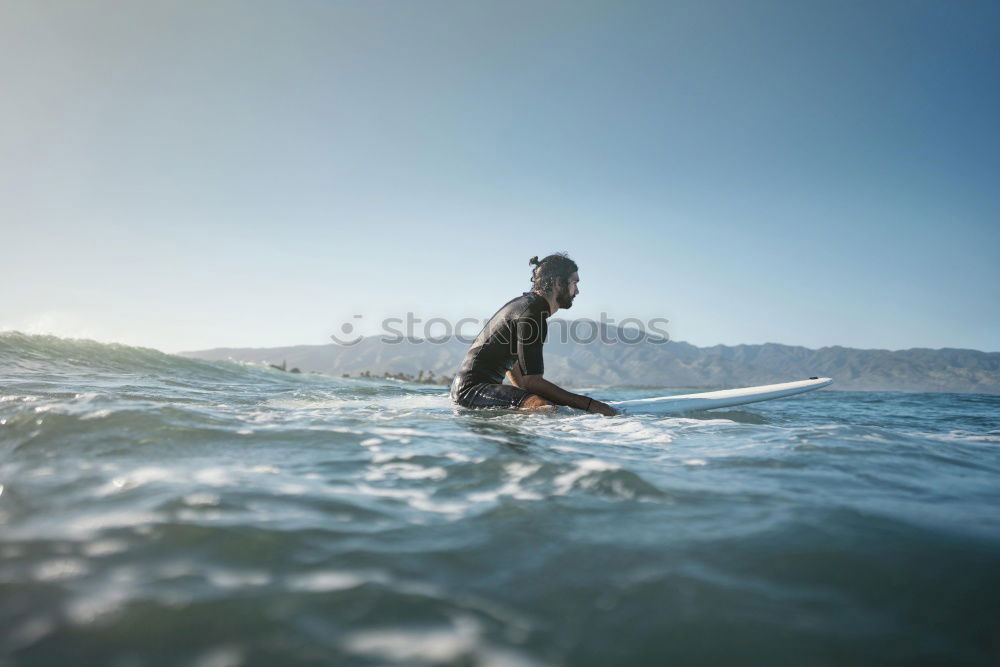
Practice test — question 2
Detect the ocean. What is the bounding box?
[1,332,998,665]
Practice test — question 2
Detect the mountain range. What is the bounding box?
[181,320,1000,394]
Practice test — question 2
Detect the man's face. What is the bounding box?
[556,272,580,309]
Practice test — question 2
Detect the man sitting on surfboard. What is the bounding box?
[450,253,617,415]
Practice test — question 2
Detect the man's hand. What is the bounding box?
[587,399,617,416]
[511,366,618,416]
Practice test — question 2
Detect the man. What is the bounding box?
[450,253,617,416]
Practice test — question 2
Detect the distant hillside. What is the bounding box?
[181,320,1000,394]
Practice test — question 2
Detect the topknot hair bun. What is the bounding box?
[528,256,540,266]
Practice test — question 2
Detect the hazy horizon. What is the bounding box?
[174,323,1000,356]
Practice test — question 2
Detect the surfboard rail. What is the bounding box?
[611,377,833,413]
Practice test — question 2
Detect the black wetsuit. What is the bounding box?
[450,291,550,409]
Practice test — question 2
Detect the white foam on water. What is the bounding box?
[671,416,739,428]
[408,496,470,516]
[208,569,272,588]
[365,462,448,482]
[382,393,453,410]
[265,393,451,414]
[370,426,433,439]
[286,569,380,592]
[65,587,131,625]
[96,466,176,496]
[552,459,621,496]
[82,539,129,557]
[80,409,113,420]
[915,429,1000,444]
[183,492,221,506]
[343,615,482,663]
[276,482,309,496]
[353,483,468,516]
[445,452,484,463]
[61,510,160,540]
[33,558,89,582]
[468,462,544,503]
[525,413,681,448]
[195,467,237,487]
[371,452,415,463]
[342,614,543,667]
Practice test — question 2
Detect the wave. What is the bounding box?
[0,331,324,386]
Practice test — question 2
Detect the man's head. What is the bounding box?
[529,253,579,310]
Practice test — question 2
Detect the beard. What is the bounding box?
[556,285,575,309]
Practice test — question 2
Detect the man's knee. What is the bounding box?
[521,394,554,410]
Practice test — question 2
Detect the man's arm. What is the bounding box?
[507,362,616,415]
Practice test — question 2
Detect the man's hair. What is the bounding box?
[528,252,578,293]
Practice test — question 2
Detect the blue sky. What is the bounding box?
[2,0,998,353]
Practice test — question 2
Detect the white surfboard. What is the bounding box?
[612,377,833,413]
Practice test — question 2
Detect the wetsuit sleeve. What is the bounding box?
[516,312,545,376]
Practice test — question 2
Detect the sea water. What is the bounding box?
[1,332,998,665]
